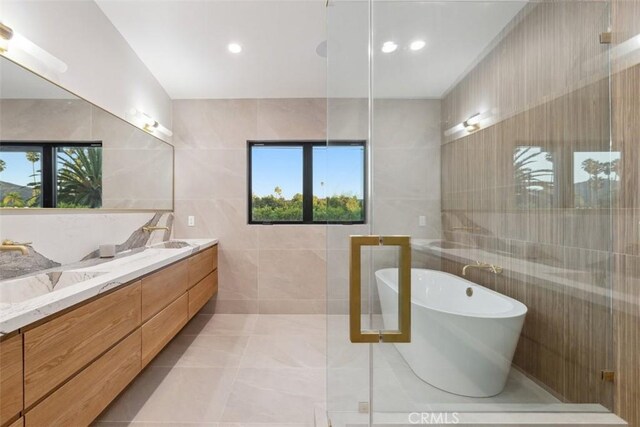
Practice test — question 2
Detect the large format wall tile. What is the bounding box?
[173,98,442,315]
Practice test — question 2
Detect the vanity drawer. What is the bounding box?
[188,270,218,319]
[0,334,23,426]
[25,329,141,427]
[142,293,188,367]
[188,246,217,288]
[8,417,23,427]
[24,282,141,409]
[141,259,189,322]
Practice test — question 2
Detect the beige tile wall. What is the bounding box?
[172,98,442,314]
[0,99,173,210]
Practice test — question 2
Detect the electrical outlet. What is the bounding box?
[419,215,427,226]
[188,216,195,227]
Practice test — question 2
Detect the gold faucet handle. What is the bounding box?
[2,240,32,246]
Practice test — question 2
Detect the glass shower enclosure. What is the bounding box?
[326,0,616,425]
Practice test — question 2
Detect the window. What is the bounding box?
[0,142,103,208]
[248,141,366,224]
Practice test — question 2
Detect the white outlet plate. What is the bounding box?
[419,215,427,226]
[188,216,195,227]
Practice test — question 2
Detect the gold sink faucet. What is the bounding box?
[462,261,503,276]
[0,239,31,255]
[142,226,170,233]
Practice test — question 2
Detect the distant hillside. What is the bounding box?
[0,180,33,202]
[574,179,620,207]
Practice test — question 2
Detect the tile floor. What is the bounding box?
[96,314,326,427]
[96,314,570,427]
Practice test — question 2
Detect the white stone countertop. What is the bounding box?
[0,238,218,336]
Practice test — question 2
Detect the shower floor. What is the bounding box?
[327,315,575,414]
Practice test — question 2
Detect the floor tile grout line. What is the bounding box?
[218,327,255,422]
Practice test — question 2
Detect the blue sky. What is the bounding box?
[0,151,41,186]
[251,145,364,199]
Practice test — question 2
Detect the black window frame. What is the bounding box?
[0,141,103,208]
[247,140,367,225]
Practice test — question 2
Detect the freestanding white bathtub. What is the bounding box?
[375,268,527,397]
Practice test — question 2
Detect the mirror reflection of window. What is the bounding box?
[0,147,44,208]
[573,151,620,209]
[0,143,102,208]
[514,146,554,209]
[56,146,103,209]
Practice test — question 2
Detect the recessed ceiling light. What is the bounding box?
[228,43,242,54]
[381,41,398,54]
[409,40,426,51]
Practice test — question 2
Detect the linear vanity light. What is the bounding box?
[0,22,68,73]
[0,22,14,52]
[463,113,481,132]
[444,111,493,137]
[130,109,173,137]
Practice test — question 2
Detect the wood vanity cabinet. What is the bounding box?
[189,270,218,319]
[7,418,23,427]
[188,246,217,287]
[0,333,23,427]
[141,259,189,322]
[142,293,189,367]
[23,282,142,408]
[24,330,141,427]
[14,243,217,427]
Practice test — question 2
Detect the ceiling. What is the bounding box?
[97,0,527,100]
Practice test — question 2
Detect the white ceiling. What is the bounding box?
[97,0,527,100]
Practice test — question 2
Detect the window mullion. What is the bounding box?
[41,145,55,208]
[302,143,313,223]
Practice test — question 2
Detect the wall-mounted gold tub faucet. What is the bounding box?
[0,239,31,255]
[462,261,503,276]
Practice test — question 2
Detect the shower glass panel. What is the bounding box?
[327,0,614,425]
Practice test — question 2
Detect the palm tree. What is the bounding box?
[514,147,554,207]
[2,192,25,207]
[581,158,604,207]
[0,159,6,174]
[274,186,283,198]
[57,147,102,208]
[25,151,41,205]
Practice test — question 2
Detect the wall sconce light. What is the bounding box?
[0,22,14,53]
[444,111,493,137]
[130,109,173,137]
[0,22,68,74]
[463,113,481,132]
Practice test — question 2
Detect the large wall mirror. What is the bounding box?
[0,57,173,210]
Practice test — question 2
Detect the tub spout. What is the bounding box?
[462,261,503,276]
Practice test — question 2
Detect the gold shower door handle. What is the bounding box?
[349,235,411,343]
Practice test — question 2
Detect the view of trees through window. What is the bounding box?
[0,144,102,208]
[0,147,43,208]
[250,142,365,223]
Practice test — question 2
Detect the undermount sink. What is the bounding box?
[149,240,192,249]
[0,270,107,306]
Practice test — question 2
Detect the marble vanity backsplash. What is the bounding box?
[0,212,174,280]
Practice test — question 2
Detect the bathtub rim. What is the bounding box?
[375,267,528,319]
